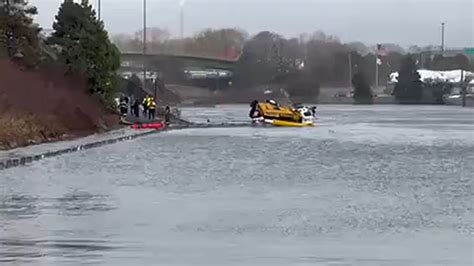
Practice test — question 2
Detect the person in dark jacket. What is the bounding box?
[119,97,128,117]
[164,106,171,125]
[249,100,259,118]
[131,99,140,117]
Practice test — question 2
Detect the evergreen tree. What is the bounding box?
[0,0,41,63]
[393,56,423,103]
[286,70,320,99]
[430,54,470,70]
[352,71,373,104]
[49,0,120,96]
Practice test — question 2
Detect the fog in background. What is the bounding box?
[31,0,473,47]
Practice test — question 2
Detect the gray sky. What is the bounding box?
[32,0,473,47]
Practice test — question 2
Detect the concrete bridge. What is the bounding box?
[120,52,239,91]
[120,53,238,73]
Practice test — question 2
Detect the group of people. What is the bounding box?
[118,94,174,124]
[140,95,157,120]
[120,95,157,120]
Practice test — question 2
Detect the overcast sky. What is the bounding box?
[31,0,473,47]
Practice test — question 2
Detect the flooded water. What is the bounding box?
[1,105,473,265]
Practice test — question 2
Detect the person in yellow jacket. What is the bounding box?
[148,99,157,120]
[142,96,149,116]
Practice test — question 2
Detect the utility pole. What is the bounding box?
[179,1,186,54]
[441,22,445,53]
[179,4,184,54]
[348,52,352,87]
[375,44,381,90]
[142,0,147,93]
[179,5,184,39]
[461,69,466,107]
[375,58,379,89]
[98,0,101,21]
[154,77,158,100]
[419,52,424,69]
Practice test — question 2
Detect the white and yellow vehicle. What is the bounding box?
[249,100,316,127]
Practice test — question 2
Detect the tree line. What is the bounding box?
[2,1,471,104]
[114,27,473,103]
[113,27,246,59]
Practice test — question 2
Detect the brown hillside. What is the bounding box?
[0,59,119,149]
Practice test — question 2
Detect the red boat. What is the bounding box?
[131,121,165,129]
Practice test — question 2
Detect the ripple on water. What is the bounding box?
[0,105,472,265]
[0,195,40,219]
[0,191,117,220]
[54,191,118,216]
[0,238,120,263]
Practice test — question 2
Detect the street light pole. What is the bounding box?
[375,57,379,90]
[375,44,381,90]
[98,0,101,21]
[180,5,184,39]
[441,22,445,53]
[179,2,186,54]
[143,0,147,92]
[348,52,352,87]
[179,0,187,39]
[461,69,466,107]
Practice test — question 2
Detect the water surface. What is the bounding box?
[1,105,473,265]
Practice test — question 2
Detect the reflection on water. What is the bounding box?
[0,238,119,263]
[0,192,117,218]
[0,105,473,265]
[56,191,117,216]
[0,195,39,219]
[0,191,119,264]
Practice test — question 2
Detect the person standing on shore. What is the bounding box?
[148,99,156,120]
[131,99,140,118]
[165,106,171,125]
[119,97,128,117]
[142,95,150,116]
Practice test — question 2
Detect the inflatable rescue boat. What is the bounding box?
[249,100,316,127]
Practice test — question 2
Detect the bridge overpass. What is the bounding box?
[120,53,238,73]
[120,52,239,90]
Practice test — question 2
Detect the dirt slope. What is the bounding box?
[0,60,118,149]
